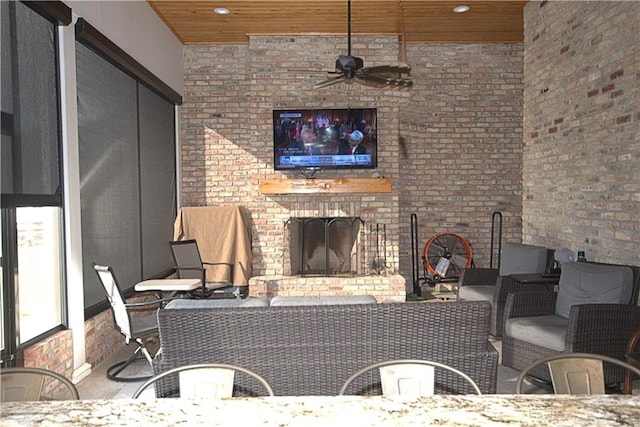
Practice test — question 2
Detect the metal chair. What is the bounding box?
[93,263,171,382]
[516,353,640,394]
[624,327,640,394]
[132,363,274,398]
[169,239,236,297]
[1,367,80,401]
[338,359,481,396]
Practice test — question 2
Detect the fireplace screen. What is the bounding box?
[285,217,364,277]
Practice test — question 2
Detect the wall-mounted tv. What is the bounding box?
[273,108,377,171]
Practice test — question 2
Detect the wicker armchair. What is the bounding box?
[502,262,640,387]
[458,243,553,337]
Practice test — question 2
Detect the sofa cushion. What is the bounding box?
[458,285,494,303]
[505,315,569,351]
[555,262,633,319]
[269,295,377,306]
[498,242,548,276]
[165,297,270,309]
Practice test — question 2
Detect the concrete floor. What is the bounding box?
[76,338,562,399]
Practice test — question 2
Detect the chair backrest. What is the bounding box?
[131,363,274,398]
[1,367,80,401]
[498,242,548,276]
[169,240,205,283]
[555,262,633,319]
[339,359,482,396]
[516,353,640,394]
[92,263,133,340]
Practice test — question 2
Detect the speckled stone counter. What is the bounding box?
[2,395,639,426]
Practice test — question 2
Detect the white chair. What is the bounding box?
[516,353,640,394]
[132,363,274,398]
[93,263,171,382]
[339,359,481,396]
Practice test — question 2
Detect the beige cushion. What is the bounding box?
[269,295,377,306]
[165,297,270,309]
[499,242,548,276]
[505,315,569,351]
[458,285,494,303]
[554,262,633,319]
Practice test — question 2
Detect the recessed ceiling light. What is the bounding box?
[453,5,470,13]
[214,7,230,15]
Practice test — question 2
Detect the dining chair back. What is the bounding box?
[1,367,79,401]
[516,353,640,394]
[339,359,481,396]
[131,363,274,398]
[169,239,234,294]
[92,263,161,382]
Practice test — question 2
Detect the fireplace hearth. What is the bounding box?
[285,217,364,277]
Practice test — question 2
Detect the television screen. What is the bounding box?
[273,108,377,171]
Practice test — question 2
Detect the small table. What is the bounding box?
[134,278,202,292]
[508,273,560,292]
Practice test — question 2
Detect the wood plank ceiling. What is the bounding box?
[148,1,527,45]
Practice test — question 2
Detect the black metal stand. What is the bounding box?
[490,211,503,270]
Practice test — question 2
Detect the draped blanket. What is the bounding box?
[173,206,252,285]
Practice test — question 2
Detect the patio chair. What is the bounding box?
[458,242,553,336]
[131,363,274,398]
[1,367,79,401]
[516,353,640,394]
[624,326,640,394]
[93,263,172,382]
[169,239,236,297]
[338,359,481,396]
[503,261,640,388]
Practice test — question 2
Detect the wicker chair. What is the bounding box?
[502,262,640,387]
[458,242,553,336]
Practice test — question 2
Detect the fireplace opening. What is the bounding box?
[285,217,364,277]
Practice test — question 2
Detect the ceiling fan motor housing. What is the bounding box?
[336,55,364,79]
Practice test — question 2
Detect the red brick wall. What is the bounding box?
[522,1,639,265]
[181,36,524,291]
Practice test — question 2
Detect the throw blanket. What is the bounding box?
[173,206,252,285]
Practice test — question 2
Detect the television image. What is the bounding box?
[273,108,377,171]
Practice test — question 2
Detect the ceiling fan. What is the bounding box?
[313,0,413,89]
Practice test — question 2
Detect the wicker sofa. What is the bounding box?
[153,300,498,396]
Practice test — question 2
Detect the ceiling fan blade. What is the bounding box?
[355,73,413,88]
[361,64,411,75]
[313,74,346,89]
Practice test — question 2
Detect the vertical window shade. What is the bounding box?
[76,43,176,311]
[1,1,60,197]
[138,85,176,279]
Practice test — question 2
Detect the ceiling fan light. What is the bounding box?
[453,5,470,13]
[214,7,230,15]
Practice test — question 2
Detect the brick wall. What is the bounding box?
[181,36,524,291]
[522,1,639,265]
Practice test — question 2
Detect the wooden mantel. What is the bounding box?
[259,178,392,195]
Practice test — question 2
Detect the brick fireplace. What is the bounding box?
[248,201,406,303]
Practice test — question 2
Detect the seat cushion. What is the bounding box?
[505,315,570,351]
[555,262,633,319]
[499,242,549,276]
[458,285,495,303]
[165,297,270,309]
[269,295,377,306]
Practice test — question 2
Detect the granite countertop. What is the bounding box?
[2,395,639,426]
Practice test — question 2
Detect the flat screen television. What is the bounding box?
[273,108,377,171]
